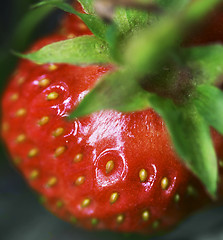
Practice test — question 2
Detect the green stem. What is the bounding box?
[124,0,222,79]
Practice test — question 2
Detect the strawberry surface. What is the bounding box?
[0,55,209,233]
[2,1,223,235]
[62,7,92,37]
[2,38,223,234]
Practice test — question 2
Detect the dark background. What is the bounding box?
[1,1,223,240]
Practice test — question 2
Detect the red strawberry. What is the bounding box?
[3,46,223,233]
[2,1,223,235]
[61,2,92,38]
[0,53,210,233]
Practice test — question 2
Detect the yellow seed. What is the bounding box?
[142,210,150,221]
[30,169,39,180]
[106,160,115,174]
[139,169,148,182]
[10,93,19,101]
[54,146,66,157]
[110,192,119,204]
[46,177,57,187]
[70,216,77,224]
[47,92,59,100]
[67,33,76,39]
[153,220,159,229]
[2,122,9,132]
[52,127,64,137]
[219,160,223,167]
[18,77,25,85]
[16,134,26,143]
[13,157,21,165]
[81,198,91,208]
[74,153,83,163]
[48,64,57,71]
[38,116,49,126]
[38,78,50,87]
[116,214,124,224]
[39,195,47,204]
[187,185,197,197]
[75,176,85,186]
[79,23,87,30]
[56,200,63,208]
[161,177,169,190]
[28,148,39,158]
[16,108,27,117]
[174,193,180,203]
[91,218,99,226]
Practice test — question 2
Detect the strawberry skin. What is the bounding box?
[2,3,223,235]
[61,2,92,38]
[2,36,223,234]
[0,53,208,233]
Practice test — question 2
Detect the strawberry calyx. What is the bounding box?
[16,0,223,196]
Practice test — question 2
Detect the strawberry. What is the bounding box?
[2,52,216,233]
[2,0,223,236]
[61,1,92,38]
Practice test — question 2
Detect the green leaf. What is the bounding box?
[69,70,150,119]
[124,17,181,78]
[126,8,151,28]
[114,7,150,36]
[194,85,223,135]
[123,0,223,79]
[155,0,189,11]
[184,0,223,24]
[149,95,218,197]
[105,23,121,62]
[34,0,107,40]
[114,8,131,35]
[19,36,112,65]
[183,45,223,84]
[78,0,95,14]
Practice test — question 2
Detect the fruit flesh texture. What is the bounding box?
[2,3,223,234]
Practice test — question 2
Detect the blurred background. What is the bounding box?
[1,1,223,240]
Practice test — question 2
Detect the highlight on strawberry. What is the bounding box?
[2,0,223,235]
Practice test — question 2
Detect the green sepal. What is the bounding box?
[78,0,95,14]
[17,36,112,65]
[105,23,121,63]
[183,44,223,84]
[123,0,223,79]
[123,17,181,78]
[155,0,189,11]
[69,69,150,119]
[149,94,218,197]
[194,85,223,135]
[79,0,152,34]
[114,7,150,36]
[34,0,107,40]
